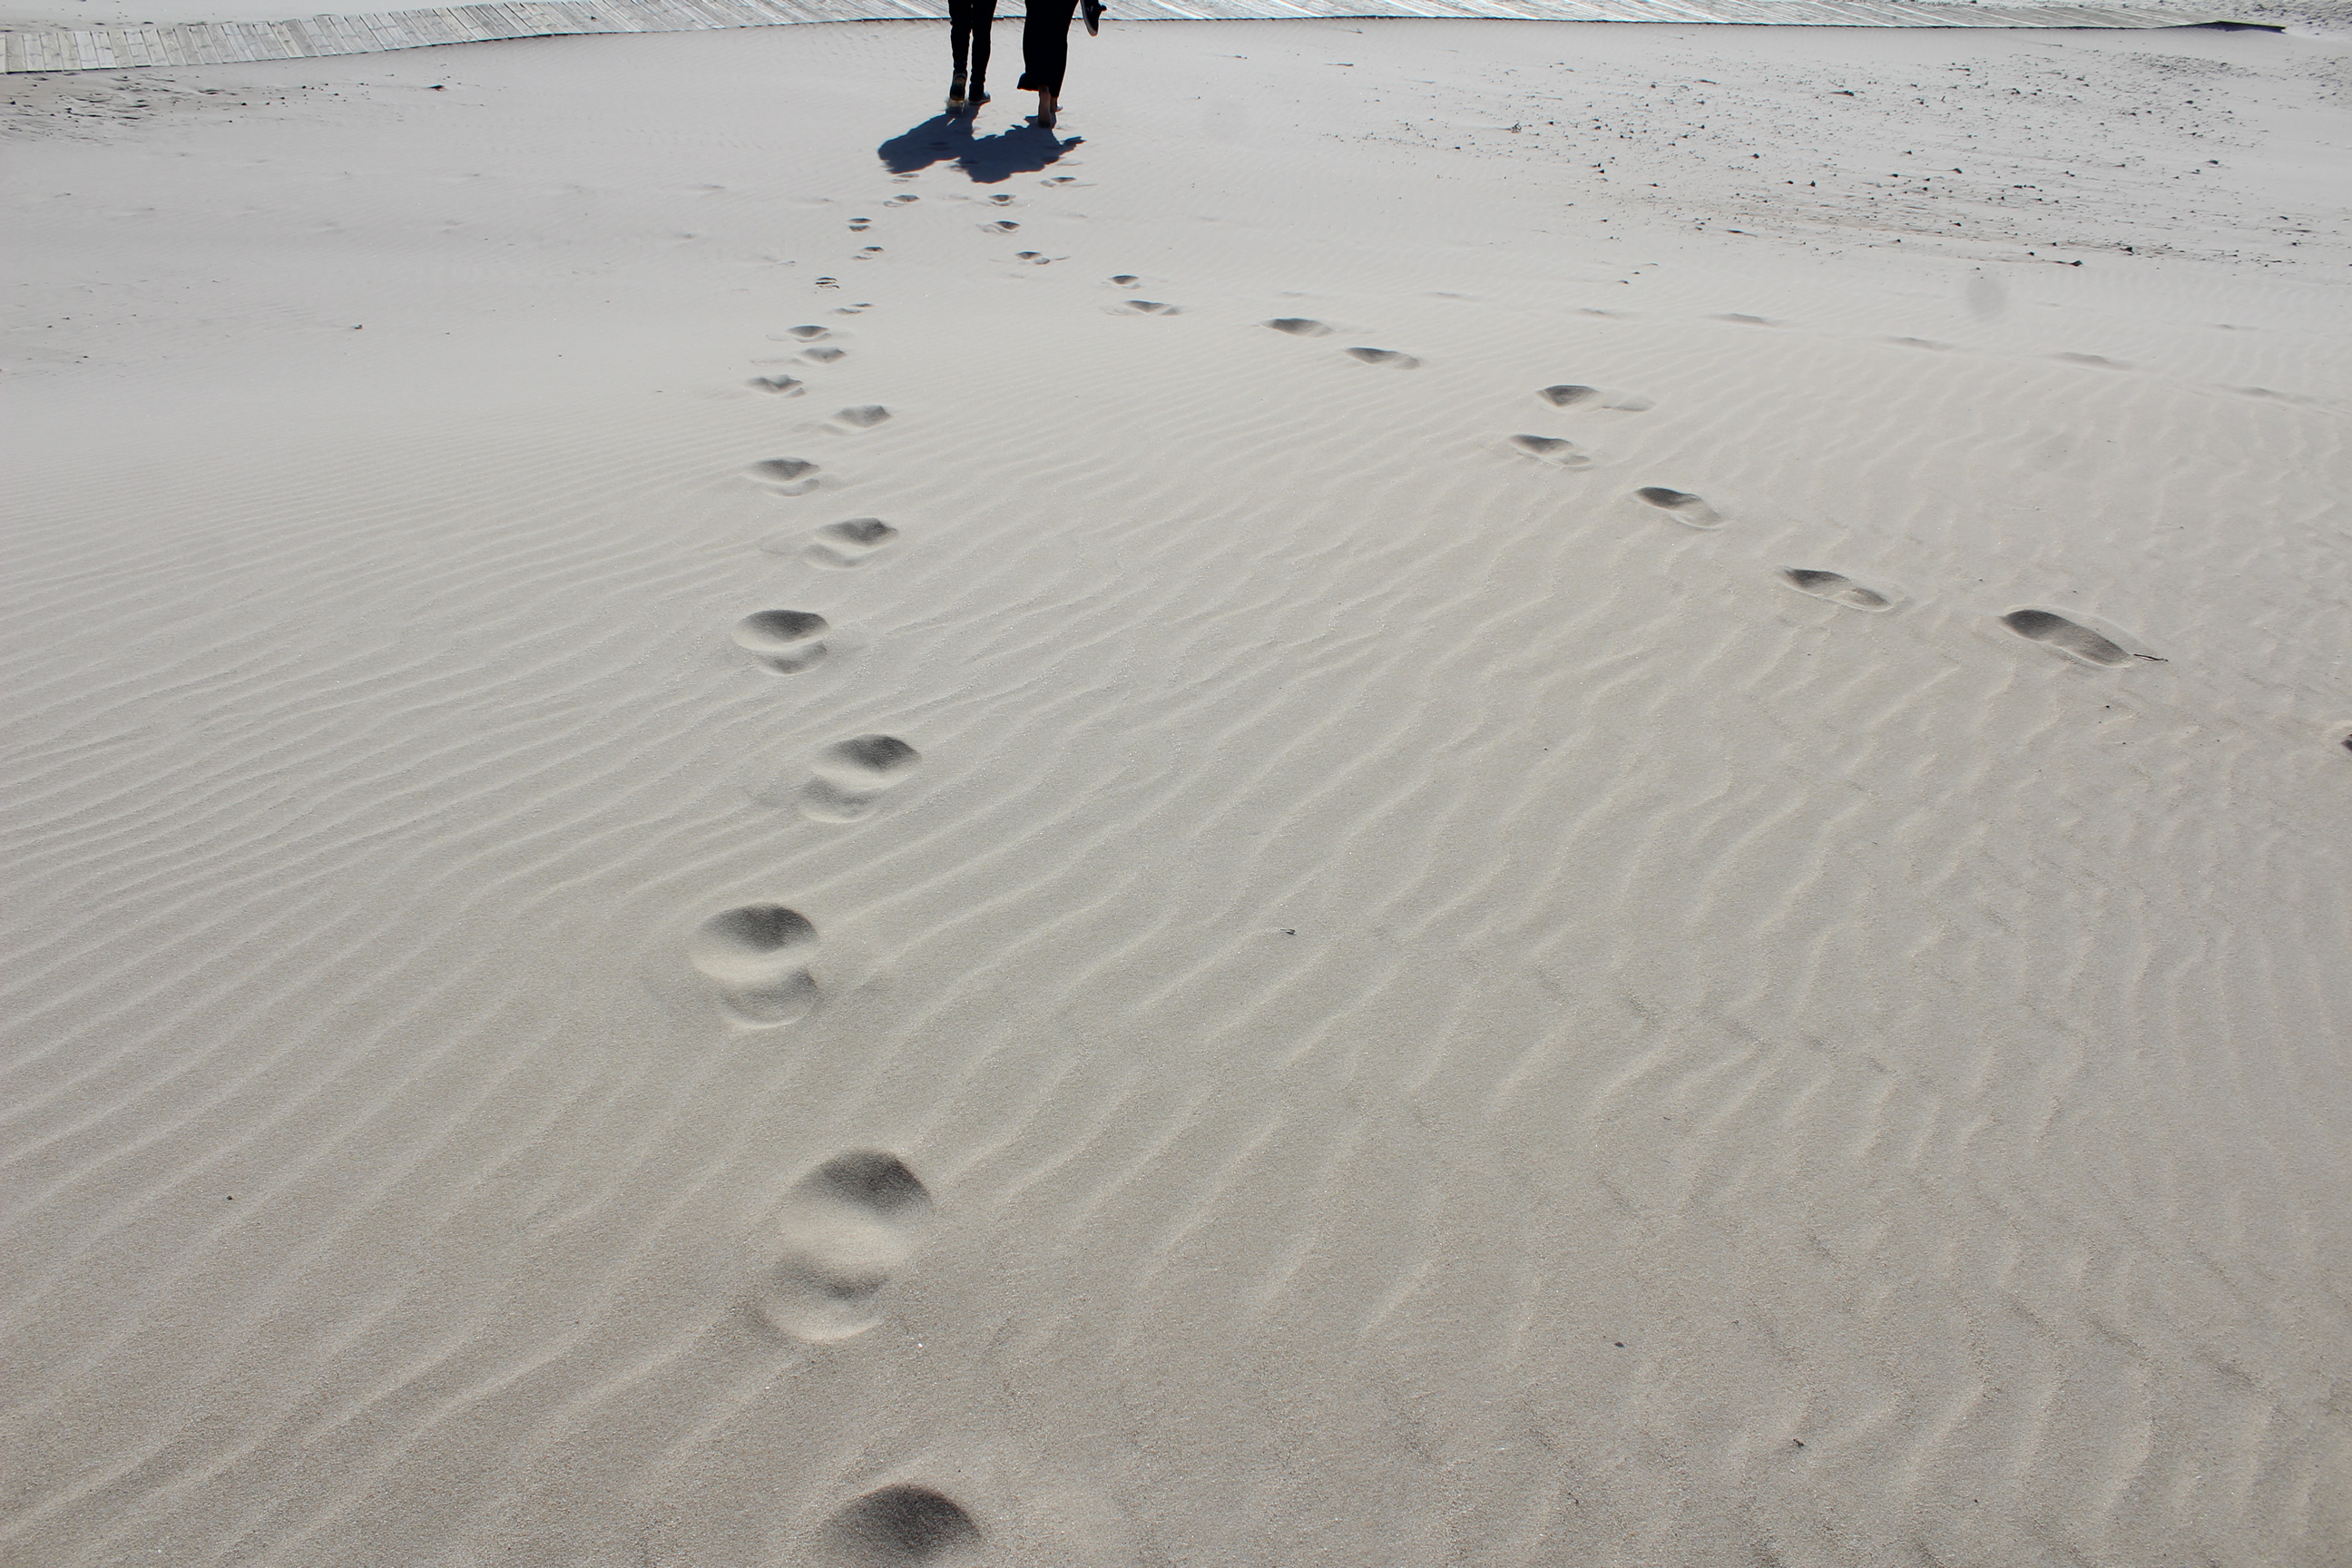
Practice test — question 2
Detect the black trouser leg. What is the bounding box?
[1018,0,1077,97]
[950,0,995,83]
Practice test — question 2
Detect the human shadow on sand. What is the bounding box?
[877,114,1083,184]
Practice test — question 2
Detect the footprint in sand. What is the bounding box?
[828,405,892,432]
[779,325,832,341]
[1633,486,1724,529]
[1345,346,1419,368]
[1508,434,1592,469]
[777,517,900,569]
[980,220,1019,234]
[1716,312,1776,327]
[1108,273,1140,285]
[818,1485,980,1568]
[2000,608,2134,668]
[885,193,918,206]
[798,735,922,823]
[849,217,873,231]
[1779,568,1897,612]
[1015,250,1054,265]
[750,457,823,495]
[750,375,806,395]
[1112,299,1180,315]
[1265,317,1333,337]
[732,609,831,673]
[690,903,819,1026]
[801,346,848,364]
[1538,384,1655,412]
[758,1152,935,1343]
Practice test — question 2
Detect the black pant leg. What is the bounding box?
[970,0,995,84]
[1019,0,1078,96]
[949,0,995,81]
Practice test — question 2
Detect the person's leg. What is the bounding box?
[1017,0,1077,108]
[948,0,985,103]
[967,0,995,97]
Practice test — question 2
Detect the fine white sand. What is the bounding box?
[5,15,2350,1568]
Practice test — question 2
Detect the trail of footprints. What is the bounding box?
[671,188,2280,1559]
[710,301,999,1560]
[698,248,990,1554]
[1254,313,2169,678]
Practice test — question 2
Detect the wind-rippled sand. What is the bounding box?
[5,15,2348,1567]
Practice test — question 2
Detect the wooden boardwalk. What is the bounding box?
[1,0,2216,75]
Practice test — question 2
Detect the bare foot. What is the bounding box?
[1035,92,1057,126]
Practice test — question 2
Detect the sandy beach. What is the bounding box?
[5,8,2350,1565]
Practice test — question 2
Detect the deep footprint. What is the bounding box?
[750,456,822,495]
[782,325,831,340]
[1779,568,1896,612]
[1634,486,1724,529]
[1345,347,1419,368]
[759,1152,935,1344]
[732,609,831,673]
[2001,608,2132,667]
[689,904,818,1026]
[1265,317,1333,337]
[1509,434,1592,468]
[799,734,922,822]
[797,517,900,569]
[819,1484,979,1568]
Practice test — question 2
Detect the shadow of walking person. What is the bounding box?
[877,114,1083,185]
